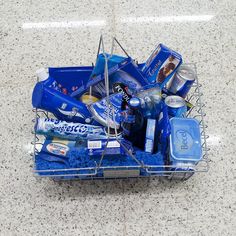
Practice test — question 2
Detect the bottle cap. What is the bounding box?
[36,68,48,81]
[128,97,141,109]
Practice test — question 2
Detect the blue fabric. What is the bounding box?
[35,147,165,177]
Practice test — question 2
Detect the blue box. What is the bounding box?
[141,44,182,88]
[86,56,149,97]
[86,54,129,88]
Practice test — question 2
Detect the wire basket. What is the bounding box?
[31,37,209,181]
[31,62,209,181]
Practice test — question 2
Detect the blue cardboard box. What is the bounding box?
[141,44,182,88]
[85,56,149,98]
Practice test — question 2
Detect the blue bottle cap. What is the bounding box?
[128,97,141,108]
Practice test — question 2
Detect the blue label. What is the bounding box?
[142,44,182,88]
[90,93,123,128]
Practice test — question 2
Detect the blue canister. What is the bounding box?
[168,65,196,98]
[164,95,187,117]
[169,117,202,168]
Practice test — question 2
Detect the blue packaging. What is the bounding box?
[87,138,133,156]
[38,138,98,173]
[89,93,123,129]
[41,138,78,158]
[141,44,182,88]
[168,64,196,98]
[145,119,156,153]
[91,53,126,76]
[35,118,108,140]
[36,137,165,178]
[170,118,202,165]
[164,95,187,118]
[156,104,171,156]
[92,63,148,98]
[32,81,97,124]
[85,54,130,89]
[115,59,149,89]
[48,66,93,96]
[32,66,102,124]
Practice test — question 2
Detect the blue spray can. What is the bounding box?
[164,95,187,118]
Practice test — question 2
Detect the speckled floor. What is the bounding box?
[0,1,235,235]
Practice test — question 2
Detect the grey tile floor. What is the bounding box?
[0,1,235,235]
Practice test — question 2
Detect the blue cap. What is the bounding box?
[128,97,141,108]
[32,82,44,108]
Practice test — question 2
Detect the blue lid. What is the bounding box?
[32,82,44,108]
[170,118,202,162]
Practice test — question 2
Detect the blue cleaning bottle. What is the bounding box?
[32,81,97,124]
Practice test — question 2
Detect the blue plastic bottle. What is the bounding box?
[32,81,97,124]
[136,86,162,119]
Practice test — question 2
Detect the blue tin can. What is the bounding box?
[168,65,196,98]
[164,95,187,117]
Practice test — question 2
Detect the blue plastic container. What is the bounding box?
[169,118,202,165]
